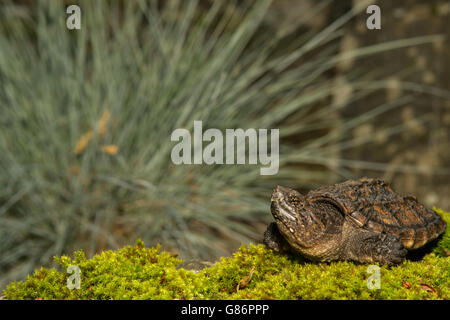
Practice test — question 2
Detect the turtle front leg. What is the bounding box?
[342,229,407,265]
[263,222,290,252]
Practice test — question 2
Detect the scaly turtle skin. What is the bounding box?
[264,178,447,265]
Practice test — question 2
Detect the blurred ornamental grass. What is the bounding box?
[0,0,449,288]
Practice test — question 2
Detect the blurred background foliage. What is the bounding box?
[0,0,449,289]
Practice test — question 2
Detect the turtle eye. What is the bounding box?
[288,194,300,205]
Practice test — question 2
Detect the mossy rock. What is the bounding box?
[3,209,449,300]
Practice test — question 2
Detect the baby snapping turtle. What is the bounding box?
[264,178,446,265]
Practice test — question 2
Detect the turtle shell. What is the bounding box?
[307,178,447,249]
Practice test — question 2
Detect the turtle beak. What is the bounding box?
[271,186,297,222]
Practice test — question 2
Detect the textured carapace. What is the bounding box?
[307,178,446,249]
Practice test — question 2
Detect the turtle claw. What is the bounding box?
[367,232,407,265]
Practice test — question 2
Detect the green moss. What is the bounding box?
[3,211,449,300]
[432,207,450,257]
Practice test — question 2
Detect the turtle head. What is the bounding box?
[270,185,344,251]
